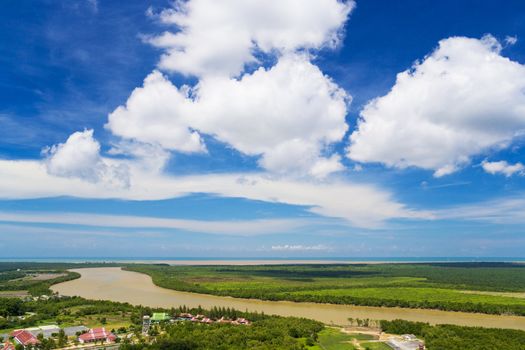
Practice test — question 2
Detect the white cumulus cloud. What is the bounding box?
[147,0,354,77]
[348,35,525,177]
[481,160,524,177]
[43,129,130,187]
[270,244,330,251]
[106,55,350,177]
[107,71,206,154]
[107,1,353,178]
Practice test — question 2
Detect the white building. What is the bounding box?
[26,325,61,339]
[386,338,424,350]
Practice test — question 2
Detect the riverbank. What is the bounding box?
[52,267,525,330]
[124,262,525,316]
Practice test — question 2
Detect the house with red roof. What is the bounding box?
[10,330,39,348]
[2,342,15,350]
[200,317,213,324]
[78,327,116,344]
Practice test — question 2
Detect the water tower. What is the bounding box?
[142,315,151,335]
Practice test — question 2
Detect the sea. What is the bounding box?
[1,257,524,263]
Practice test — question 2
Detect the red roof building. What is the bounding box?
[218,317,231,323]
[78,328,116,344]
[11,330,39,347]
[2,342,15,350]
[201,317,213,324]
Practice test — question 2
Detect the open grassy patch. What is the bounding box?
[0,290,29,298]
[317,328,357,350]
[346,332,375,341]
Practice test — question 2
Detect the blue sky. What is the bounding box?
[1,0,525,258]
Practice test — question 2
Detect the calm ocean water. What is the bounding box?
[1,257,524,263]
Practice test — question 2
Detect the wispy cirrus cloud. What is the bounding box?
[0,159,428,228]
[0,211,312,236]
[437,195,525,224]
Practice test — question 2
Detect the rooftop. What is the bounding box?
[11,330,39,346]
[78,328,116,343]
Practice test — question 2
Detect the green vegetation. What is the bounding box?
[0,298,25,318]
[0,295,384,350]
[280,287,525,315]
[0,296,137,331]
[314,330,383,350]
[124,262,525,315]
[4,262,525,348]
[381,319,525,350]
[0,271,26,282]
[361,342,391,350]
[121,316,323,350]
[0,270,80,296]
[1,294,325,350]
[0,262,117,296]
[315,328,356,349]
[347,333,374,341]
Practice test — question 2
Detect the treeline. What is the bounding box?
[369,263,525,292]
[0,262,120,272]
[0,271,26,282]
[28,272,81,296]
[273,293,525,316]
[126,262,525,292]
[0,296,137,330]
[0,298,25,317]
[0,295,311,334]
[0,262,125,294]
[380,319,525,350]
[0,271,81,296]
[0,262,122,296]
[124,266,525,316]
[121,316,323,350]
[0,296,324,350]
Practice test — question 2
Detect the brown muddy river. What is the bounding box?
[52,267,525,330]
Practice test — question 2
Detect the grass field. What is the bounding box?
[125,262,525,315]
[34,312,132,331]
[0,290,29,298]
[315,328,356,350]
[307,328,384,350]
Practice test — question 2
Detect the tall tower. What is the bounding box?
[142,315,151,335]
